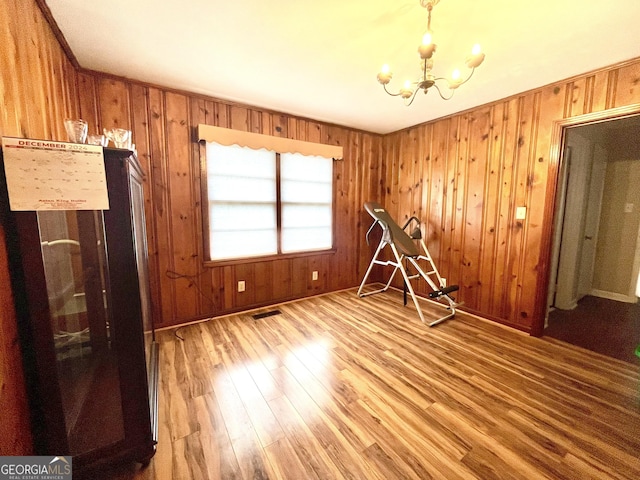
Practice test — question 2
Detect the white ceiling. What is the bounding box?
[46,0,640,134]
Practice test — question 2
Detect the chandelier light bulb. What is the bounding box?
[449,69,463,89]
[377,64,393,85]
[466,43,485,68]
[400,80,414,99]
[422,32,432,45]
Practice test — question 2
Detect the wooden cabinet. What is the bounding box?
[0,147,157,476]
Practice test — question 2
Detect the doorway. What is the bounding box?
[544,114,640,364]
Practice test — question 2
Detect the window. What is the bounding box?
[280,152,333,253]
[205,142,334,261]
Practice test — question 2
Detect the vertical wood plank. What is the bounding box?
[254,261,273,306]
[190,97,207,317]
[230,106,250,132]
[426,122,444,272]
[165,92,198,320]
[451,115,468,298]
[291,257,309,299]
[461,108,491,310]
[147,88,176,325]
[77,73,99,134]
[492,98,519,320]
[519,84,565,326]
[612,62,640,107]
[439,118,456,284]
[202,100,221,313]
[97,77,130,129]
[588,71,611,113]
[478,104,502,314]
[272,259,292,300]
[503,95,535,324]
[130,83,163,327]
[0,0,23,136]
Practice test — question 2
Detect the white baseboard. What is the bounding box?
[590,289,638,304]
[554,300,578,311]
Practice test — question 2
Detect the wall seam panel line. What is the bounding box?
[490,101,509,314]
[439,121,448,268]
[517,91,543,322]
[451,116,460,285]
[186,97,202,317]
[563,82,572,119]
[585,76,594,114]
[93,74,102,133]
[479,106,495,313]
[140,85,161,326]
[461,116,472,303]
[606,70,618,110]
[501,96,523,317]
[425,125,433,265]
[162,91,178,323]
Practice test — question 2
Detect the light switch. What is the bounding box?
[515,206,527,220]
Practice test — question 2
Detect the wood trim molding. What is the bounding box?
[34,0,80,69]
[531,103,640,337]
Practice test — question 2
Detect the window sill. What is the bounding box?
[203,248,337,267]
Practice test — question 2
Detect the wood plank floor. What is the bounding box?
[113,288,640,479]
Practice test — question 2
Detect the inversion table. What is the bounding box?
[357,201,460,326]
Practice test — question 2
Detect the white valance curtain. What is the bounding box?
[197,124,344,160]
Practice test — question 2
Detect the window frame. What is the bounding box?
[200,141,338,266]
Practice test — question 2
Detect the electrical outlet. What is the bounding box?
[312,270,319,281]
[237,280,245,292]
[515,206,527,220]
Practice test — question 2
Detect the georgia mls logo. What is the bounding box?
[0,455,72,479]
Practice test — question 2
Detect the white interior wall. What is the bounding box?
[554,132,595,310]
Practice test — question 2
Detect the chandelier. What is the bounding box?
[376,0,485,106]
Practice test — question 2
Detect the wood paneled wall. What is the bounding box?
[0,0,79,454]
[76,72,383,328]
[381,60,640,332]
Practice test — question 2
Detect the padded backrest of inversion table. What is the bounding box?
[364,202,420,257]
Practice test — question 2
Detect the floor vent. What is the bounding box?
[252,309,282,320]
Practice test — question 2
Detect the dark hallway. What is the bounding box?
[545,295,640,365]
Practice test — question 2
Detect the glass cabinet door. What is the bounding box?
[37,209,125,455]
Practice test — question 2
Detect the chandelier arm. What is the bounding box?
[455,67,477,87]
[404,88,421,106]
[383,83,405,97]
[432,66,476,87]
[432,82,455,100]
[464,67,477,85]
